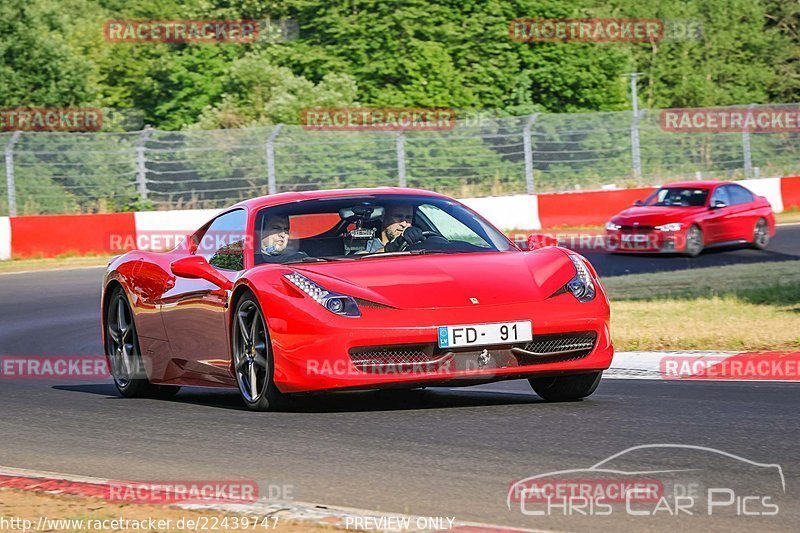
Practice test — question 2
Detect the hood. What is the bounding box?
[612,206,705,226]
[292,249,576,310]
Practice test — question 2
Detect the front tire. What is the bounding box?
[529,371,602,402]
[232,293,285,411]
[684,225,704,257]
[105,287,180,399]
[751,218,770,250]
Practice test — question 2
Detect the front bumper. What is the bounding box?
[265,290,613,393]
[605,229,685,253]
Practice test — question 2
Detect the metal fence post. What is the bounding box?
[742,104,755,179]
[523,113,540,194]
[135,127,153,202]
[631,111,642,185]
[4,131,21,217]
[396,130,406,187]
[266,124,284,195]
[628,73,643,185]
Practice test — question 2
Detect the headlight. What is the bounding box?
[566,255,596,303]
[284,272,361,317]
[655,223,682,232]
[605,221,621,231]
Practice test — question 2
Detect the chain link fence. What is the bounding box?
[2,104,798,215]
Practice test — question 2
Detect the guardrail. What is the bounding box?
[2,176,796,260]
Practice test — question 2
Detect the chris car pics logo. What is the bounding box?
[508,444,785,518]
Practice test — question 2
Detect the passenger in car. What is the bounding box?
[258,215,308,263]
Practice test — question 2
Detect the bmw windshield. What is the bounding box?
[644,187,710,207]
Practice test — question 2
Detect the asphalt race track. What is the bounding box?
[1,225,799,531]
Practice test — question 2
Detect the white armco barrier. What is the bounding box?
[0,217,10,260]
[133,209,220,251]
[459,194,541,230]
[740,177,784,213]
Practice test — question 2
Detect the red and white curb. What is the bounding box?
[0,466,543,533]
[608,350,800,382]
[0,216,10,261]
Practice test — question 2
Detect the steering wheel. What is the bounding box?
[391,230,449,252]
[406,230,450,252]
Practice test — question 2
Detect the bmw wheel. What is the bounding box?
[232,293,285,411]
[684,225,704,257]
[752,218,770,250]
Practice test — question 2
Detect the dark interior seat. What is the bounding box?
[299,237,345,257]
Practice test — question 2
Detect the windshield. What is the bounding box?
[644,187,709,207]
[253,194,515,265]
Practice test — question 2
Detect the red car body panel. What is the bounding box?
[606,181,776,253]
[102,188,613,393]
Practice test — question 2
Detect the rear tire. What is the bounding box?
[231,293,286,411]
[105,287,181,399]
[684,225,704,257]
[529,371,602,402]
[751,218,770,250]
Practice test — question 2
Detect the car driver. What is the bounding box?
[363,204,425,253]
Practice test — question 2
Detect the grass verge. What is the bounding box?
[605,261,800,351]
[776,208,800,224]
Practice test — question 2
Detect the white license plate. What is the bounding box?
[437,321,532,349]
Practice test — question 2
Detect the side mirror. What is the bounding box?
[171,255,233,290]
[712,200,727,209]
[634,200,643,206]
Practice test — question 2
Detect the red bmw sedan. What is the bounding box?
[605,181,776,256]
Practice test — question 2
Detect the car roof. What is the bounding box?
[230,187,447,211]
[661,180,732,189]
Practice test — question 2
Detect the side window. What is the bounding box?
[729,185,754,205]
[195,210,247,271]
[711,186,731,207]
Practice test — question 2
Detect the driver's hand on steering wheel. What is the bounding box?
[384,226,425,252]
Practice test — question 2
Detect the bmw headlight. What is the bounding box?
[566,255,596,303]
[284,272,361,317]
[655,223,682,232]
[605,221,621,231]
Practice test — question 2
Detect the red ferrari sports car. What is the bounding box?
[102,188,613,410]
[605,180,775,256]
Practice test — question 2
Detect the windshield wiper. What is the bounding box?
[285,256,345,264]
[352,249,465,259]
[408,249,451,255]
